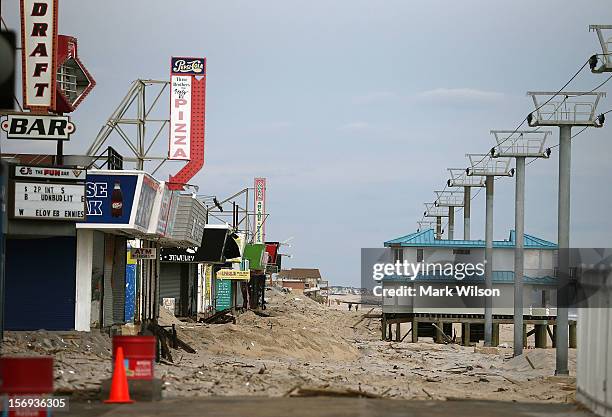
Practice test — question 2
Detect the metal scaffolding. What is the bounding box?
[447,168,485,240]
[87,80,173,173]
[424,203,449,240]
[434,190,464,240]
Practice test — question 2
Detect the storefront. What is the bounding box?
[160,225,245,315]
[4,164,86,331]
[75,170,204,330]
[242,243,268,310]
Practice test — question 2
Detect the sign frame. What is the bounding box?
[217,269,250,281]
[129,247,157,260]
[1,113,75,140]
[10,179,86,221]
[12,164,85,181]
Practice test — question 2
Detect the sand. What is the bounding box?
[2,288,576,402]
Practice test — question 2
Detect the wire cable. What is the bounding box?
[429,57,611,230]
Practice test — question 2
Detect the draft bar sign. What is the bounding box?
[169,57,206,160]
[12,181,86,220]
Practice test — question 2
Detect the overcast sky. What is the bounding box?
[3,1,612,286]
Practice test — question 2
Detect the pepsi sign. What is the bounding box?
[171,57,206,76]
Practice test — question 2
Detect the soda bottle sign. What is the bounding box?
[111,180,123,218]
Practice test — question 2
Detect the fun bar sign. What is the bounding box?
[20,0,58,112]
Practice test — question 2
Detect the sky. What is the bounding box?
[2,0,612,286]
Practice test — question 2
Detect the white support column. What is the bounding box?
[75,229,93,331]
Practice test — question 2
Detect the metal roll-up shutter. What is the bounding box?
[5,237,76,330]
[102,234,127,326]
[112,236,127,323]
[160,263,181,315]
[102,234,114,327]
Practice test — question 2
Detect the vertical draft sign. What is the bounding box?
[20,0,58,112]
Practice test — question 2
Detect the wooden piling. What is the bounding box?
[535,324,547,348]
[412,317,418,343]
[435,320,443,344]
[547,325,556,348]
[462,323,471,346]
[492,323,500,347]
[569,323,577,348]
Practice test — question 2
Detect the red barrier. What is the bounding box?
[112,336,156,380]
[0,357,54,417]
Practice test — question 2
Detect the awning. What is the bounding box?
[243,243,267,270]
[224,232,245,263]
[160,224,230,263]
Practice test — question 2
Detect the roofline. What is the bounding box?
[384,228,556,249]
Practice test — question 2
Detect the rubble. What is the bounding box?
[1,288,577,403]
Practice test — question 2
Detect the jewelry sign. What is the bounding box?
[20,0,58,112]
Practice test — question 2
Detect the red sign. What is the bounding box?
[265,242,279,264]
[20,0,58,112]
[168,57,206,190]
[54,35,96,113]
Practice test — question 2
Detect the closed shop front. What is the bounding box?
[160,263,197,317]
[5,236,76,330]
[160,263,181,315]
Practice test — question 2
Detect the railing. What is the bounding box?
[537,101,597,124]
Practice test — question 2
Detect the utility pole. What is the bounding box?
[424,203,449,240]
[447,169,485,240]
[434,190,464,240]
[527,90,605,375]
[491,130,552,357]
[466,154,514,346]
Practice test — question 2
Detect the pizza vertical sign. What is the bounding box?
[20,0,58,112]
[254,178,266,244]
[169,57,206,161]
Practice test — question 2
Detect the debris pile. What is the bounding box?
[1,288,577,402]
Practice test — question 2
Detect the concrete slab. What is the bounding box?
[100,378,162,402]
[68,397,596,417]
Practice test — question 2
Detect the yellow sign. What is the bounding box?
[204,264,212,306]
[217,269,250,280]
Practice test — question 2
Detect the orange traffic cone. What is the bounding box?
[105,346,134,404]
